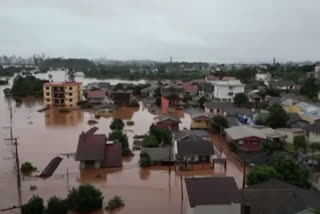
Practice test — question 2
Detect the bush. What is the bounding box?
[126,121,135,126]
[22,196,44,214]
[143,135,159,148]
[21,162,37,174]
[247,165,277,185]
[140,152,151,167]
[129,101,140,107]
[105,195,125,210]
[108,130,132,156]
[110,118,125,130]
[59,108,70,113]
[46,196,68,214]
[67,184,103,213]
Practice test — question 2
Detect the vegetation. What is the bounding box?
[105,195,125,210]
[149,124,172,145]
[262,139,282,157]
[11,75,48,97]
[247,165,277,185]
[46,196,68,214]
[301,77,320,100]
[199,96,208,109]
[0,79,8,85]
[67,184,103,213]
[266,105,289,128]
[234,93,249,107]
[142,134,159,148]
[58,108,70,113]
[108,130,132,156]
[0,65,35,77]
[110,118,125,130]
[126,120,135,126]
[21,162,37,174]
[293,136,307,153]
[40,58,95,71]
[139,152,151,167]
[22,196,44,214]
[211,115,229,133]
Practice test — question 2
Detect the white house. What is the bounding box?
[255,72,271,82]
[185,177,241,214]
[275,128,306,144]
[212,80,245,102]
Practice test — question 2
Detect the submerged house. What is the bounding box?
[86,89,106,104]
[112,90,133,106]
[185,177,241,214]
[75,132,122,168]
[153,114,181,131]
[173,134,214,163]
[186,108,210,130]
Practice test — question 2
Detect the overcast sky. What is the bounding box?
[0,0,319,63]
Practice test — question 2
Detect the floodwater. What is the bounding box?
[0,71,243,214]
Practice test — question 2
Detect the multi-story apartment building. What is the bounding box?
[212,80,245,102]
[43,82,83,108]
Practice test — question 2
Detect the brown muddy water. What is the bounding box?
[0,72,243,214]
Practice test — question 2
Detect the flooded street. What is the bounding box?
[0,71,243,214]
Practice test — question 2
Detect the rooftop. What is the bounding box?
[185,177,240,207]
[44,81,82,86]
[177,135,214,155]
[154,114,181,123]
[75,134,106,161]
[87,90,106,99]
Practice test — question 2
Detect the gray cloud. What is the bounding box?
[0,0,319,62]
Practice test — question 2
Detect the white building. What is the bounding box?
[185,177,241,214]
[212,80,245,102]
[255,72,271,82]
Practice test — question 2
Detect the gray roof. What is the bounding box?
[141,147,174,162]
[306,122,320,134]
[177,135,214,155]
[173,130,210,141]
[225,126,284,140]
[154,114,181,123]
[226,117,240,127]
[185,108,209,120]
[241,179,320,214]
[185,177,240,207]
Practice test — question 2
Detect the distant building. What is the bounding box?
[268,80,296,91]
[43,82,83,108]
[185,177,241,214]
[212,80,245,102]
[276,128,306,144]
[183,82,198,96]
[315,65,320,79]
[86,89,106,104]
[185,108,210,130]
[112,90,133,106]
[255,72,271,82]
[153,114,181,131]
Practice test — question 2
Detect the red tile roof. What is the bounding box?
[206,75,219,80]
[183,83,198,93]
[87,90,106,99]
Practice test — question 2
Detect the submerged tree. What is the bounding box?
[211,115,229,133]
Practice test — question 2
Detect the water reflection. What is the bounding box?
[113,107,139,120]
[45,108,84,127]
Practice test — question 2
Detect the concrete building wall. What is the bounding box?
[308,132,320,143]
[213,83,244,102]
[276,129,306,144]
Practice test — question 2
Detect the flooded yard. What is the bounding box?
[0,72,243,214]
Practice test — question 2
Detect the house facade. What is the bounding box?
[154,115,181,131]
[276,128,306,144]
[86,89,106,104]
[43,82,83,108]
[212,80,245,102]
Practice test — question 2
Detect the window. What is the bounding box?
[69,87,73,90]
[69,99,73,102]
[46,99,50,102]
[69,93,72,96]
[228,92,234,96]
[46,93,50,96]
[46,87,50,90]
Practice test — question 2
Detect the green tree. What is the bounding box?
[108,130,132,156]
[110,118,125,130]
[199,96,208,109]
[143,134,159,148]
[211,115,229,133]
[21,162,37,174]
[67,184,103,213]
[301,77,320,100]
[266,105,289,128]
[247,165,277,185]
[139,152,151,167]
[105,195,125,210]
[47,196,68,214]
[11,75,48,97]
[22,196,44,214]
[273,155,310,187]
[149,124,172,145]
[234,93,249,107]
[293,136,307,153]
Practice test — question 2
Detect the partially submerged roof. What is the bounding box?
[154,114,181,123]
[177,135,214,155]
[75,134,106,161]
[141,147,174,162]
[204,102,254,116]
[241,179,320,214]
[185,177,240,207]
[101,143,122,167]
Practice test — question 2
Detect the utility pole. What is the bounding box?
[242,160,247,189]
